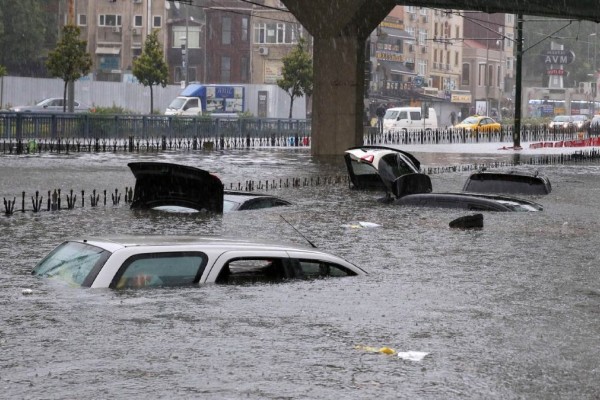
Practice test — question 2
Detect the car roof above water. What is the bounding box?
[77,236,318,253]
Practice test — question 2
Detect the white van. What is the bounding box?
[382,107,438,133]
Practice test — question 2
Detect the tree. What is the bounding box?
[0,0,49,76]
[133,30,169,114]
[277,38,313,119]
[46,24,92,112]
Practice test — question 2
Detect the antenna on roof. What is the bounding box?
[280,215,317,248]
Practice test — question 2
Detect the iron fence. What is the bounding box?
[0,112,311,141]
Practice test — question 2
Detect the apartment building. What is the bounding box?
[461,11,515,115]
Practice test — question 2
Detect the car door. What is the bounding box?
[203,250,290,284]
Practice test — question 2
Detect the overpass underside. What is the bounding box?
[282,0,600,156]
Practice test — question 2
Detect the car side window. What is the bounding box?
[295,260,355,278]
[111,252,207,289]
[398,111,408,120]
[409,111,421,121]
[216,258,287,284]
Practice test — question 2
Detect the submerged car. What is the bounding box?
[344,145,421,191]
[32,236,366,288]
[344,146,544,212]
[454,115,501,133]
[463,171,552,195]
[9,97,90,113]
[128,162,290,213]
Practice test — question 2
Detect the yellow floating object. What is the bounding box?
[378,347,396,355]
[354,345,397,355]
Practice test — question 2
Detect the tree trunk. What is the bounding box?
[63,81,68,113]
[150,84,154,114]
[288,95,295,119]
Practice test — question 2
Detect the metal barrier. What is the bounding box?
[0,112,311,141]
[363,125,600,145]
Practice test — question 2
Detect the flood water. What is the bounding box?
[1,148,599,399]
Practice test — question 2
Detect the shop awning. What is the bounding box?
[380,27,414,41]
[377,60,417,76]
[95,47,121,55]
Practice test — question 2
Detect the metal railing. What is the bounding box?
[0,112,311,141]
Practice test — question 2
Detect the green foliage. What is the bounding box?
[277,38,313,118]
[0,64,7,78]
[46,24,93,111]
[47,25,92,83]
[133,30,169,114]
[92,104,135,115]
[0,0,47,74]
[237,110,254,118]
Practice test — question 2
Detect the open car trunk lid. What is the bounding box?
[128,162,224,213]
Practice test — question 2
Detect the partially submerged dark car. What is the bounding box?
[128,162,290,213]
[344,146,543,212]
[462,170,552,195]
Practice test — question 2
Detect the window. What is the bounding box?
[222,16,231,45]
[32,241,111,287]
[462,63,470,85]
[172,26,201,48]
[455,51,459,67]
[112,252,207,289]
[78,14,87,26]
[506,33,514,48]
[478,63,486,86]
[497,65,502,88]
[241,17,248,41]
[99,14,122,27]
[153,15,161,28]
[418,29,427,45]
[216,258,286,284]
[407,6,416,13]
[418,60,427,76]
[133,15,143,27]
[220,56,231,82]
[295,260,354,278]
[174,66,196,83]
[254,22,300,44]
[241,56,249,82]
[488,65,494,86]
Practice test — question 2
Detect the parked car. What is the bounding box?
[9,97,90,113]
[548,115,573,130]
[128,162,291,213]
[571,115,590,131]
[32,236,367,288]
[591,115,600,128]
[454,115,501,133]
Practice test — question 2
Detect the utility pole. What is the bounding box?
[67,0,75,113]
[513,13,523,149]
[185,4,189,86]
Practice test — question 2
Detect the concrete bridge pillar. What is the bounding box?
[283,0,395,156]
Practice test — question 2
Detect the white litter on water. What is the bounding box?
[396,351,429,361]
[22,289,33,295]
[341,221,382,229]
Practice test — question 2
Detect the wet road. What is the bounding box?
[1,149,599,399]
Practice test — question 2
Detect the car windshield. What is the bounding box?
[36,99,54,106]
[167,98,186,109]
[572,116,585,121]
[223,199,241,212]
[384,110,399,119]
[33,241,110,286]
[460,117,479,124]
[495,199,542,212]
[553,116,570,122]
